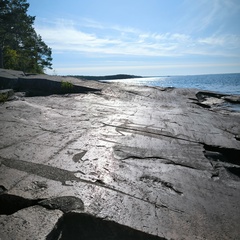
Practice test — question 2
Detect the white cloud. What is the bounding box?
[46,62,240,76]
[35,18,240,59]
[198,35,240,47]
[181,0,240,34]
[36,20,180,57]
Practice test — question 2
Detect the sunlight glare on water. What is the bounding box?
[103,73,240,95]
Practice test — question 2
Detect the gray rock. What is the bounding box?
[0,68,102,96]
[0,71,239,239]
[38,196,84,213]
[0,69,25,90]
[0,206,62,240]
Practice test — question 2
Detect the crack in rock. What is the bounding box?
[195,91,240,111]
[115,124,199,143]
[114,145,198,170]
[226,167,240,179]
[0,157,182,213]
[203,144,240,179]
[139,175,183,195]
[204,144,240,167]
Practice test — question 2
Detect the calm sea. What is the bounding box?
[104,73,240,95]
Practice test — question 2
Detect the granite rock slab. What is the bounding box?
[0,70,240,239]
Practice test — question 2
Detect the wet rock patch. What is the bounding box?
[72,150,87,163]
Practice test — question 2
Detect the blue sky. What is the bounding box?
[27,0,240,76]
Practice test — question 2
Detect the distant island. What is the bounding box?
[68,74,142,81]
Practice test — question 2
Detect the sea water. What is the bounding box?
[104,73,240,95]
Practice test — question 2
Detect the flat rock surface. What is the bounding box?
[0,72,240,239]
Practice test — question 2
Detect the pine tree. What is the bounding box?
[0,0,52,73]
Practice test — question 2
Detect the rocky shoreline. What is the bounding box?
[0,69,240,239]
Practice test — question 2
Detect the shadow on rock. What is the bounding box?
[46,212,165,240]
[0,194,39,215]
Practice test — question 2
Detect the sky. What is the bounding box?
[27,0,240,76]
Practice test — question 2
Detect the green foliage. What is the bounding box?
[3,46,19,69]
[0,0,52,73]
[61,81,73,90]
[0,92,8,103]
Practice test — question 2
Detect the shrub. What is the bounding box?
[61,81,73,90]
[0,93,8,103]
